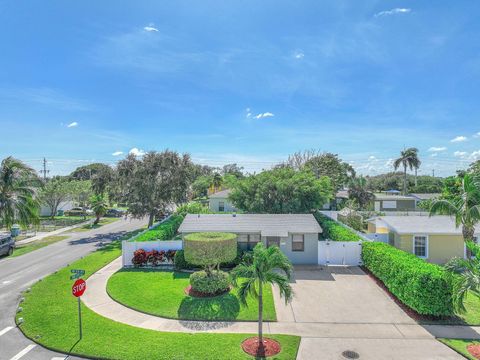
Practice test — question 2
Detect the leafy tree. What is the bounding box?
[211,173,223,193]
[393,147,421,195]
[430,173,480,258]
[231,243,293,356]
[230,167,332,213]
[442,176,464,203]
[69,163,112,181]
[90,194,108,225]
[469,160,480,176]
[282,151,355,192]
[71,180,93,219]
[91,165,115,196]
[444,241,480,312]
[117,151,193,227]
[38,177,75,218]
[221,163,244,178]
[348,176,374,209]
[0,157,40,228]
[191,175,212,198]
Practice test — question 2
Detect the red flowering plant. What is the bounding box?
[132,249,148,267]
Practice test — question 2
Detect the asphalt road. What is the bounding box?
[0,217,147,360]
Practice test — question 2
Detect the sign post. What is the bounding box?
[72,278,86,339]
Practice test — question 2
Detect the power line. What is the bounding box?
[38,157,50,181]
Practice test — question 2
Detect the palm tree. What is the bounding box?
[348,176,375,209]
[430,173,480,258]
[393,147,421,195]
[444,241,480,312]
[211,173,223,193]
[0,157,40,229]
[90,194,108,225]
[231,243,293,356]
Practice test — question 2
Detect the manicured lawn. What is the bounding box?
[12,235,70,257]
[420,294,480,326]
[107,269,277,321]
[439,339,480,359]
[17,236,300,360]
[67,217,120,233]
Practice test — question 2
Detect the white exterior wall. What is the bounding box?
[40,200,75,216]
[208,197,237,212]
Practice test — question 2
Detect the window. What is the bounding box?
[237,234,260,251]
[267,236,280,248]
[413,235,428,258]
[218,201,225,212]
[292,234,304,252]
[382,201,397,209]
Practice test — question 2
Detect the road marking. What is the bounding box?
[51,357,69,360]
[2,280,12,285]
[0,326,13,337]
[9,345,36,360]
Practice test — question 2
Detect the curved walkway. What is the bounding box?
[82,257,468,340]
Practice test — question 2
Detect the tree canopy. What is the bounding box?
[229,167,332,213]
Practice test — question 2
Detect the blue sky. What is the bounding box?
[1,0,479,176]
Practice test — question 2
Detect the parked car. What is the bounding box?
[105,208,126,218]
[64,207,93,216]
[0,234,15,257]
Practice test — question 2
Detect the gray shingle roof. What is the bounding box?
[208,189,231,199]
[373,215,478,235]
[374,193,417,201]
[179,213,322,237]
[411,193,441,201]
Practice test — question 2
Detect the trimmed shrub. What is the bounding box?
[189,270,230,295]
[184,232,237,271]
[134,215,183,242]
[314,212,363,242]
[174,250,195,270]
[362,242,454,316]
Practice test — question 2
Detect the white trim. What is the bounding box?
[412,234,429,259]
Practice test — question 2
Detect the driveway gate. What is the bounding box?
[318,241,362,266]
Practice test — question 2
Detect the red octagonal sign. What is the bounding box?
[72,278,86,297]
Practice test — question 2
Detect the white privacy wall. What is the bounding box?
[122,240,183,267]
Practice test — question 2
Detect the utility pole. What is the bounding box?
[432,169,435,177]
[39,157,50,181]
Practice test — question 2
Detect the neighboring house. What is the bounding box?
[411,193,441,202]
[178,213,322,264]
[208,189,237,212]
[322,189,349,210]
[367,215,479,264]
[39,200,75,217]
[373,192,417,212]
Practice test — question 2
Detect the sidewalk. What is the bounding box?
[15,219,92,245]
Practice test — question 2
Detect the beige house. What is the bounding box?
[367,215,479,264]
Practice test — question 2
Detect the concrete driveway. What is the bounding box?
[273,266,463,359]
[275,265,414,324]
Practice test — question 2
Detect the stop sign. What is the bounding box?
[72,278,86,297]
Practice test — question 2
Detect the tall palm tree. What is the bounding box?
[348,176,375,209]
[444,241,480,312]
[231,243,293,356]
[90,194,108,225]
[0,157,40,229]
[393,147,421,195]
[211,173,223,193]
[430,173,480,258]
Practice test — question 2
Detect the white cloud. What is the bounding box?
[67,121,78,128]
[254,112,275,119]
[143,24,159,32]
[454,151,468,158]
[245,108,252,118]
[474,132,480,138]
[129,147,146,156]
[294,51,305,59]
[430,153,438,157]
[368,155,377,161]
[451,136,467,143]
[374,8,411,17]
[470,150,480,160]
[428,146,447,152]
[112,151,124,156]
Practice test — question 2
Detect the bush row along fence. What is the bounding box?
[362,241,454,317]
[129,215,183,242]
[315,211,368,242]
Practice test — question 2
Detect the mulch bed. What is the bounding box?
[241,337,281,357]
[360,266,455,323]
[468,344,480,359]
[184,285,231,298]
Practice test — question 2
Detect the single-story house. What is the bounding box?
[411,193,441,202]
[208,189,237,212]
[40,200,75,217]
[367,215,479,264]
[373,192,418,212]
[178,213,322,264]
[322,189,349,210]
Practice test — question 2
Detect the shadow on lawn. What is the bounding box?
[178,293,241,321]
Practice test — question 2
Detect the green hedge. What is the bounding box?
[134,215,184,242]
[314,212,363,242]
[362,242,454,316]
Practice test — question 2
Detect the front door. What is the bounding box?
[266,236,280,248]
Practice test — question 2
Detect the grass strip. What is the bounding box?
[12,236,70,257]
[17,236,299,360]
[439,338,480,359]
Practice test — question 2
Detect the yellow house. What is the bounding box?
[367,215,479,264]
